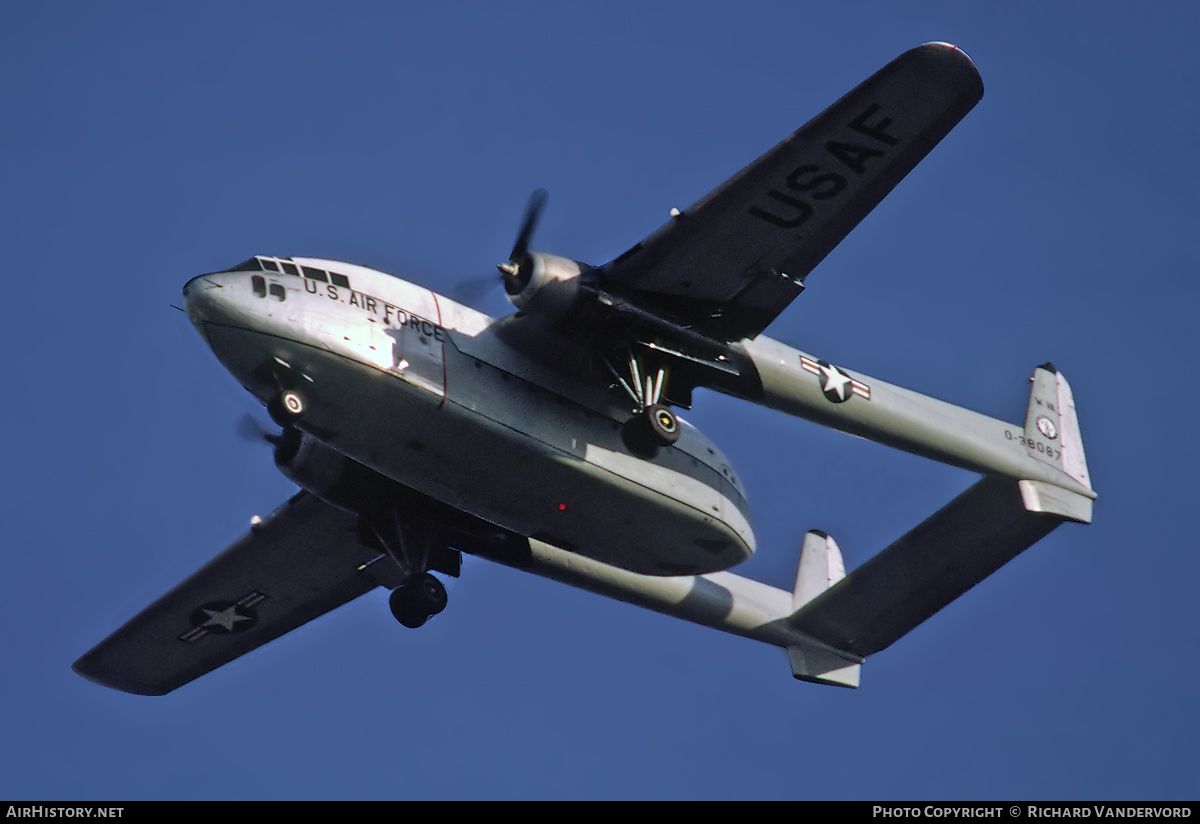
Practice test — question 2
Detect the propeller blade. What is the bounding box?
[498,188,549,293]
[236,413,282,446]
[451,275,501,307]
[509,188,548,262]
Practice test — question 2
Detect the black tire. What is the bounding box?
[388,574,447,628]
[411,573,447,616]
[621,404,680,458]
[267,390,306,426]
[645,403,681,444]
[621,414,659,458]
[389,586,428,628]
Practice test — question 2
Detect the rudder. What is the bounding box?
[1021,364,1093,523]
[1024,363,1092,491]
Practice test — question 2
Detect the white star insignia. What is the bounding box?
[819,363,852,401]
[201,605,251,631]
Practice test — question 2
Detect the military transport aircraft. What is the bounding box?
[74,42,1093,694]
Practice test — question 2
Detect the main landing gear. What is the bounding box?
[604,351,681,458]
[366,507,454,630]
[263,369,455,630]
[622,402,680,458]
[389,573,447,629]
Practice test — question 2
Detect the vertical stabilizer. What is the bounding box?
[792,530,846,611]
[1054,369,1091,491]
[787,531,860,687]
[1023,363,1092,498]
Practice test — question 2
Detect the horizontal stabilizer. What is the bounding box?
[789,477,1067,658]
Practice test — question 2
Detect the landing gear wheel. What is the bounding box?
[646,403,680,444]
[268,389,306,426]
[389,573,447,629]
[411,572,448,616]
[621,403,680,458]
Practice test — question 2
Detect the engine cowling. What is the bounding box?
[503,252,589,320]
[273,428,399,514]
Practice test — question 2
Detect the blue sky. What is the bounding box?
[3,2,1198,800]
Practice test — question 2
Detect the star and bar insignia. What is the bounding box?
[800,356,871,403]
[179,591,267,643]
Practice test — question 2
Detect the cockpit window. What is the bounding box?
[251,275,267,297]
[268,283,286,301]
[225,258,262,272]
[222,256,352,288]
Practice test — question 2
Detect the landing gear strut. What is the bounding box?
[366,507,452,629]
[604,350,681,458]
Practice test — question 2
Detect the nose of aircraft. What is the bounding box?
[182,274,224,328]
[182,273,243,350]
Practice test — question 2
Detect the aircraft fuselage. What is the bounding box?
[183,257,754,576]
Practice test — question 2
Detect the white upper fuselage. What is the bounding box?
[183,256,755,576]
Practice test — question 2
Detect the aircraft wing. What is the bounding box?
[599,43,984,342]
[73,492,396,696]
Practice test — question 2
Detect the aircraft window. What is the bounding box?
[330,273,350,288]
[252,275,266,297]
[302,266,329,282]
[281,262,299,276]
[226,258,262,272]
[269,283,286,301]
[258,258,280,272]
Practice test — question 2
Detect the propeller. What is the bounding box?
[497,188,548,294]
[237,413,283,447]
[445,188,549,310]
[450,275,502,307]
[237,413,305,468]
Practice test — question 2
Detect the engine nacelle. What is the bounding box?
[273,428,399,514]
[504,252,589,319]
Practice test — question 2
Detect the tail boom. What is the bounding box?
[737,337,1095,503]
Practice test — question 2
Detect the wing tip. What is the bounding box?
[915,41,985,100]
[72,652,172,696]
[921,40,975,63]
